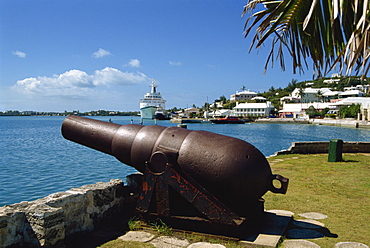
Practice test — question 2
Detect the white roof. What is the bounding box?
[234,90,257,95]
[280,102,334,112]
[340,90,364,96]
[212,109,235,116]
[323,91,343,96]
[292,87,332,96]
[280,96,299,100]
[234,102,274,109]
[304,88,321,93]
[251,96,266,100]
[333,97,370,106]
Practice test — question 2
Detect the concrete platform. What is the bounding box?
[238,211,293,247]
[117,210,293,248]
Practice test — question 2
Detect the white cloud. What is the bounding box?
[128,59,141,68]
[12,50,26,58]
[12,67,149,97]
[92,48,111,58]
[169,61,182,66]
[93,67,148,85]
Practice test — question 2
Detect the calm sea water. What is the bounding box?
[1,116,369,206]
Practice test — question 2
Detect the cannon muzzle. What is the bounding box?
[62,115,288,218]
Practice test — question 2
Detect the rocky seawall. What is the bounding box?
[256,117,370,129]
[0,179,133,248]
[270,141,370,157]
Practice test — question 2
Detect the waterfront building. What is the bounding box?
[279,102,334,119]
[209,109,235,117]
[279,97,370,120]
[233,101,274,117]
[183,107,200,117]
[331,97,370,121]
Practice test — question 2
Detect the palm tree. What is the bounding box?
[297,87,306,118]
[242,0,369,80]
[297,87,306,103]
[315,89,324,102]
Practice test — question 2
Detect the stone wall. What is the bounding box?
[0,179,127,248]
[273,141,370,156]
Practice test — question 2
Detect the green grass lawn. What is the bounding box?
[265,153,370,247]
[100,153,370,248]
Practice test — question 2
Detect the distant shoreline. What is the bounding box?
[2,114,370,129]
[256,117,370,129]
[0,111,140,117]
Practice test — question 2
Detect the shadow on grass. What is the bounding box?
[342,159,359,162]
[286,220,338,239]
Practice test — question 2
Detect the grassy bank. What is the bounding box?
[265,153,370,247]
[100,153,370,247]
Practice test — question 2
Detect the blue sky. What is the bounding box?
[1,0,312,112]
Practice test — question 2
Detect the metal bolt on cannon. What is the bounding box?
[61,115,288,232]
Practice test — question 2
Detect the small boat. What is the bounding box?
[154,111,170,120]
[181,118,202,123]
[170,118,202,123]
[210,116,245,124]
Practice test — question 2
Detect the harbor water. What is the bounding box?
[1,116,369,206]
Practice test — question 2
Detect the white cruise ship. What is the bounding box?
[140,81,166,119]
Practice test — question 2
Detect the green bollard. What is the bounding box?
[328,139,343,162]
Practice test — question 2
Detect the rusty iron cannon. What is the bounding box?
[61,115,288,227]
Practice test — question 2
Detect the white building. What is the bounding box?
[233,101,274,117]
[339,89,365,98]
[279,102,335,119]
[209,109,235,117]
[323,78,340,84]
[343,85,369,93]
[279,97,370,120]
[329,97,370,121]
[280,96,300,104]
[291,87,332,103]
[322,90,343,101]
[230,90,257,102]
[183,107,200,116]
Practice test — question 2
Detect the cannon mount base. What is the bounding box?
[134,152,265,229]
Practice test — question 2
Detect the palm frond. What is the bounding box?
[243,0,370,79]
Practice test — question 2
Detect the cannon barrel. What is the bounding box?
[61,115,287,217]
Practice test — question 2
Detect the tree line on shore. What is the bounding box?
[0,110,140,116]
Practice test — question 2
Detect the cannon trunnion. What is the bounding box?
[61,115,288,228]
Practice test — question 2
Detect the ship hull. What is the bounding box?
[140,106,157,119]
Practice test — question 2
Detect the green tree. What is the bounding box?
[319,107,330,117]
[222,101,237,109]
[339,104,361,118]
[243,0,369,79]
[306,106,317,118]
[219,95,227,104]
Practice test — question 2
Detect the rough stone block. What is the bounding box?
[24,204,65,246]
[0,179,126,247]
[0,210,26,247]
